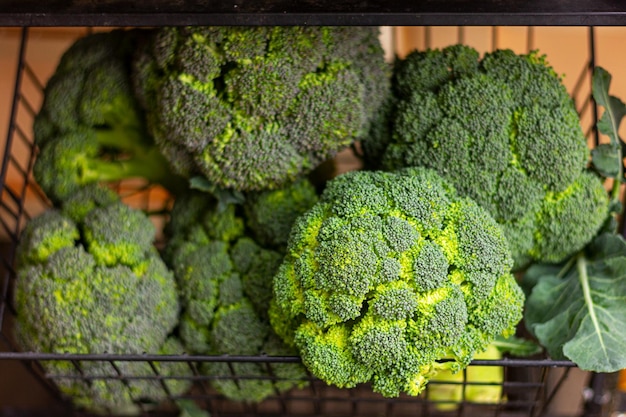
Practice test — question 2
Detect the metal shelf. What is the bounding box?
[0,0,625,27]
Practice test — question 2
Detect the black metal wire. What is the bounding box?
[0,26,28,340]
[0,351,579,368]
[7,0,626,26]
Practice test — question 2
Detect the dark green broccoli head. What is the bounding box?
[164,189,309,402]
[35,30,139,145]
[33,29,185,204]
[270,167,524,398]
[362,45,609,269]
[133,26,391,192]
[13,195,188,413]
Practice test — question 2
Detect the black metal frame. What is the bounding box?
[1,0,626,27]
[0,25,613,417]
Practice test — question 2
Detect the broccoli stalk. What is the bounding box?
[78,127,179,187]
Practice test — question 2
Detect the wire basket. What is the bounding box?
[0,26,613,417]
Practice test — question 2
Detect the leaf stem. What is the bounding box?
[611,144,623,206]
[557,255,578,279]
[576,252,609,357]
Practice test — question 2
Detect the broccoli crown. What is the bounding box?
[133,26,391,192]
[270,168,524,398]
[13,194,188,413]
[33,29,185,204]
[362,44,609,269]
[164,188,311,402]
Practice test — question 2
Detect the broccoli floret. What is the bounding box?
[244,178,319,250]
[13,193,189,414]
[532,171,611,262]
[270,168,524,398]
[60,184,119,224]
[362,45,609,269]
[162,189,245,265]
[164,189,312,402]
[231,237,284,321]
[133,26,391,192]
[47,336,190,416]
[33,29,185,204]
[82,202,157,267]
[293,322,373,389]
[16,210,78,266]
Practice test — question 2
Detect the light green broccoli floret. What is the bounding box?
[16,209,79,266]
[132,26,391,192]
[270,167,524,398]
[13,193,189,414]
[362,44,609,269]
[82,202,157,267]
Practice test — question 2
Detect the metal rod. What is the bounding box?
[0,352,578,367]
[0,27,28,338]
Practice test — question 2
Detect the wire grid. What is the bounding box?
[0,351,578,417]
[0,26,598,417]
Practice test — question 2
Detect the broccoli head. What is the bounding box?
[361,45,609,269]
[270,168,524,398]
[33,29,185,204]
[164,184,317,402]
[132,26,391,192]
[13,194,190,414]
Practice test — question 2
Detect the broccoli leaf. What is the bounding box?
[525,233,626,372]
[592,66,626,179]
[189,175,245,211]
[491,335,542,357]
[591,143,621,178]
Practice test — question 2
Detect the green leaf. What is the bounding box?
[524,233,626,372]
[593,67,626,146]
[520,262,564,295]
[591,143,621,178]
[189,176,246,212]
[492,335,543,357]
[592,66,612,109]
[586,231,626,260]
